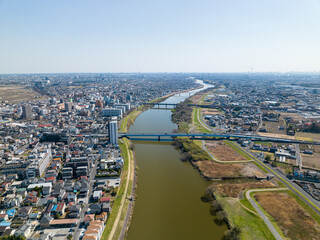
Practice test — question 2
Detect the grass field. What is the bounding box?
[218,196,276,240]
[120,109,142,133]
[0,85,43,103]
[192,107,211,133]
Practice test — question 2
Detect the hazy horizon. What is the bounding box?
[1,0,320,74]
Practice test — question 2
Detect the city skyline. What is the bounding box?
[1,0,320,74]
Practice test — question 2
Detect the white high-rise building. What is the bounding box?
[108,117,118,145]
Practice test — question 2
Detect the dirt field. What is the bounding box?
[193,160,259,179]
[300,145,320,169]
[262,121,286,134]
[296,131,320,141]
[202,108,222,115]
[258,132,296,140]
[212,180,275,198]
[206,141,249,161]
[281,112,304,122]
[255,192,320,240]
[189,94,202,104]
[0,85,43,103]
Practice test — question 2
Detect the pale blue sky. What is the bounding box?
[1,0,320,73]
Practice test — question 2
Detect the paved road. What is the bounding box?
[108,139,132,240]
[229,141,320,215]
[246,188,287,240]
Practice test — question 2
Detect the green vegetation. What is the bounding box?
[239,197,257,214]
[101,139,131,240]
[218,196,276,240]
[224,141,252,160]
[193,108,211,133]
[253,162,269,174]
[0,236,26,240]
[173,137,211,162]
[120,109,142,133]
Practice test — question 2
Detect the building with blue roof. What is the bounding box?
[6,209,15,218]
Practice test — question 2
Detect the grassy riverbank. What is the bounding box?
[101,138,133,240]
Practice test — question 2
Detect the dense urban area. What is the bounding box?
[1,73,320,240]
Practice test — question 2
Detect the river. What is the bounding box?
[127,80,227,240]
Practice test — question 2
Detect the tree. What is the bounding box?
[265,154,272,162]
[224,226,241,240]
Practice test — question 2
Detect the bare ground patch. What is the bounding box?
[255,192,320,240]
[206,141,249,161]
[212,180,275,198]
[0,85,43,103]
[192,161,258,179]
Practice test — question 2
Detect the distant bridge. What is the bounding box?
[144,102,213,109]
[144,102,258,110]
[119,132,319,144]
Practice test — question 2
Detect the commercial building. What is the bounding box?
[102,108,122,118]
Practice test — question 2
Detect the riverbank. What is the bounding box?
[101,138,135,240]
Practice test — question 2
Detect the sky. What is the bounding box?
[1,0,320,74]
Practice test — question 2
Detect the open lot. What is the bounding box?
[212,180,275,198]
[258,132,296,140]
[296,131,320,141]
[299,144,320,169]
[262,121,286,134]
[193,160,259,179]
[33,228,70,240]
[206,140,250,161]
[281,112,304,122]
[255,192,320,240]
[201,108,222,115]
[0,85,43,103]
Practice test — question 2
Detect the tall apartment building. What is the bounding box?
[25,143,52,179]
[65,102,73,112]
[22,104,33,120]
[108,117,118,145]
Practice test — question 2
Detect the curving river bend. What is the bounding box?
[127,81,227,240]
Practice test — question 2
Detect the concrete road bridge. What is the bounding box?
[119,132,320,144]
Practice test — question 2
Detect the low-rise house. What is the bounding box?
[102,202,111,213]
[84,214,95,225]
[92,191,102,201]
[0,213,8,221]
[40,215,52,228]
[18,206,32,218]
[89,203,101,214]
[56,202,66,216]
[68,193,77,203]
[68,204,81,218]
[15,224,33,238]
[95,212,107,221]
